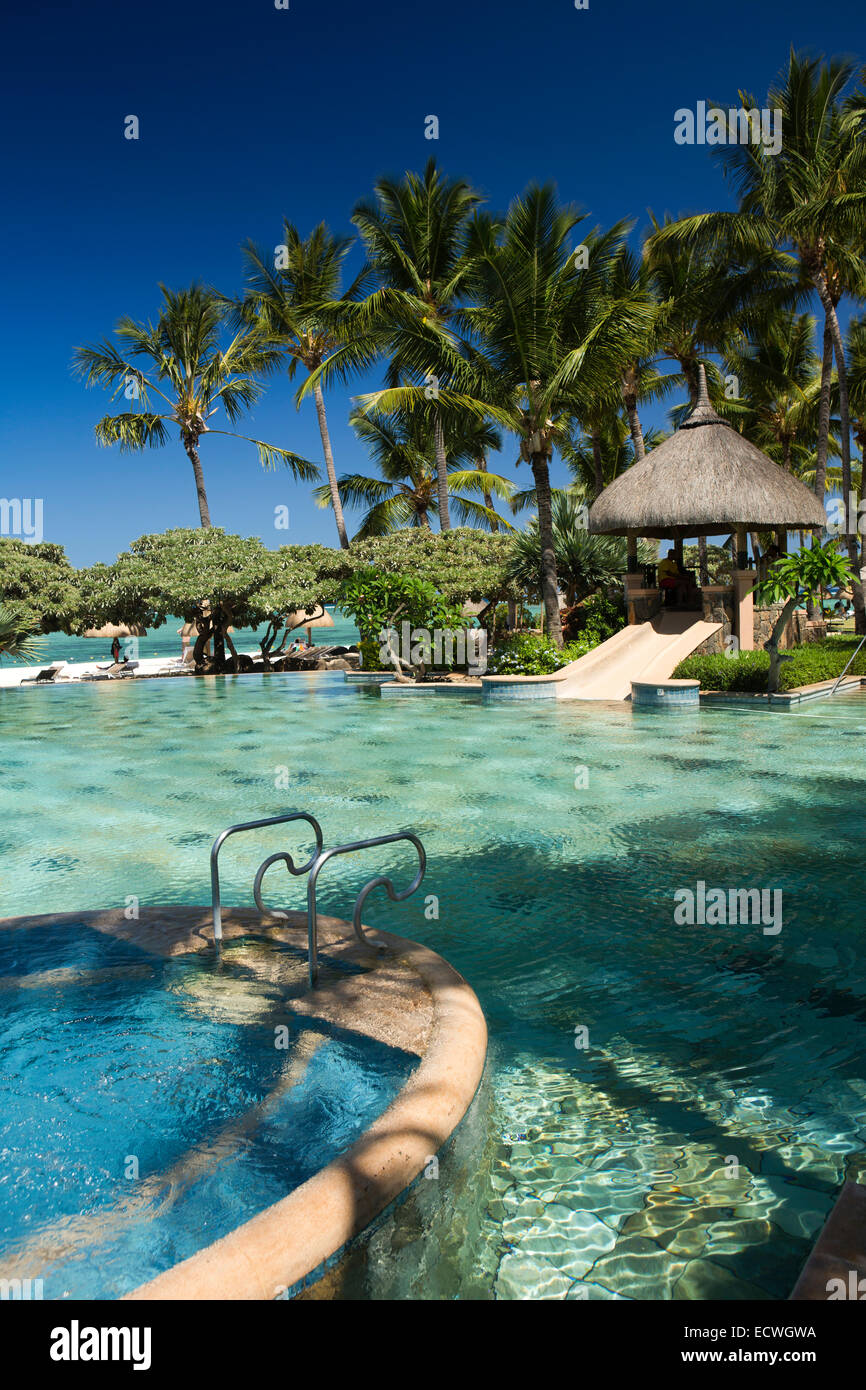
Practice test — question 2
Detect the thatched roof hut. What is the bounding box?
[589,366,826,539]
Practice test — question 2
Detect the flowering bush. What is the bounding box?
[487,633,592,675]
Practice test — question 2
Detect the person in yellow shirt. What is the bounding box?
[658,549,690,606]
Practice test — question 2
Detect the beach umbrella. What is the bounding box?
[83,623,147,638]
[284,607,335,645]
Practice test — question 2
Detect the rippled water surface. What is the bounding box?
[2,672,866,1299]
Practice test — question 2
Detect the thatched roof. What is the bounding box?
[285,607,335,631]
[83,623,147,639]
[589,366,826,539]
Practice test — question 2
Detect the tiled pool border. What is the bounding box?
[119,910,488,1300]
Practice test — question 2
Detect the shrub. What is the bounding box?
[487,633,591,675]
[564,590,626,645]
[674,638,866,692]
[338,570,466,672]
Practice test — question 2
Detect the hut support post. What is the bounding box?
[777,529,788,556]
[734,526,755,651]
[736,525,749,572]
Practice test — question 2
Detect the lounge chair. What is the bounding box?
[19,662,68,685]
[81,661,139,681]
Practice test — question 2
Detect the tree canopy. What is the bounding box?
[341,527,517,604]
[0,539,82,633]
[77,529,344,636]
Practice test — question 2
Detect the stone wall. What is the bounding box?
[754,606,827,650]
[627,584,828,656]
[693,589,734,655]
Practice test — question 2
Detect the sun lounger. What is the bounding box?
[81,661,140,681]
[19,662,68,685]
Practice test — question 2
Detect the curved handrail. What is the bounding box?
[210,812,323,943]
[306,832,426,986]
[209,813,426,989]
[351,835,427,944]
[253,849,319,920]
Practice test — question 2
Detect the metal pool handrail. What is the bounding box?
[829,630,866,697]
[210,812,324,945]
[209,813,426,987]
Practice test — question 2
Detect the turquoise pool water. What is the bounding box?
[2,671,866,1299]
[0,921,415,1298]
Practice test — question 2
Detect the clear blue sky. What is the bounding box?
[2,0,862,566]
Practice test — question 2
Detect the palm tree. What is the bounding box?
[847,315,866,569]
[458,189,656,645]
[645,215,799,581]
[347,160,482,530]
[507,493,643,607]
[317,407,514,537]
[726,309,841,583]
[848,316,866,467]
[725,310,833,473]
[238,222,376,549]
[73,284,320,527]
[0,605,45,663]
[560,417,666,494]
[605,242,673,462]
[647,52,866,628]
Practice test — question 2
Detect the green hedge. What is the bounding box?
[673,637,866,692]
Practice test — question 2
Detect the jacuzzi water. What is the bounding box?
[0,922,415,1298]
[1,670,865,1300]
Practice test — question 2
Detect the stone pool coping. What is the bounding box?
[700,676,866,708]
[790,1181,866,1300]
[0,905,487,1301]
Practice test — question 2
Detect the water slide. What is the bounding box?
[554,611,722,701]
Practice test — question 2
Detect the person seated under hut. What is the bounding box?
[657,548,692,606]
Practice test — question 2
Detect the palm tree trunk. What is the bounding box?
[184,438,212,527]
[478,457,499,531]
[312,382,349,549]
[813,318,833,507]
[433,415,451,530]
[530,454,563,647]
[591,433,604,498]
[624,394,646,461]
[815,280,865,634]
[807,320,834,622]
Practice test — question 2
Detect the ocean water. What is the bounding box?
[25,608,359,667]
[1,671,865,1299]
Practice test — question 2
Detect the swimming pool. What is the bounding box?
[2,671,866,1299]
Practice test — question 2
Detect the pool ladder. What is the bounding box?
[210,812,426,987]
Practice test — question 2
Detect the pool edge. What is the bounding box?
[121,922,487,1301]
